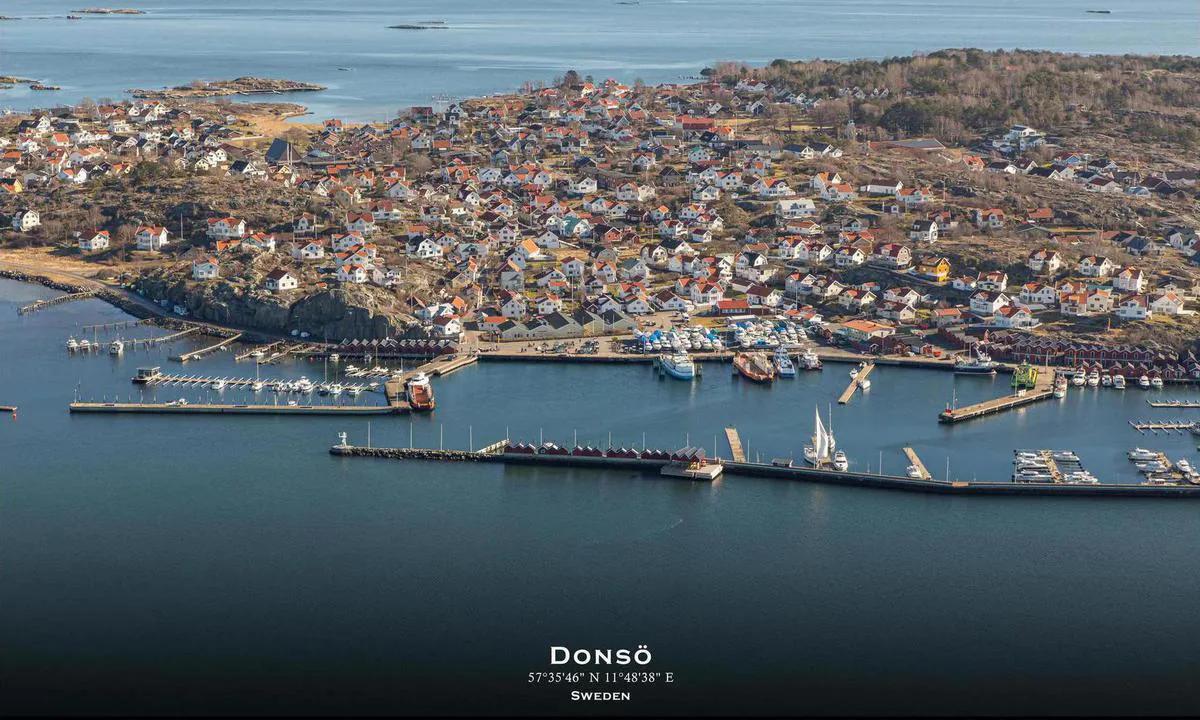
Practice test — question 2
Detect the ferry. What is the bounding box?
[659,352,696,380]
[954,346,997,375]
[108,340,124,356]
[1127,448,1159,462]
[734,352,776,383]
[1053,375,1068,398]
[799,349,822,371]
[1112,374,1126,390]
[1138,375,1151,389]
[1151,376,1164,390]
[773,347,796,377]
[407,372,436,411]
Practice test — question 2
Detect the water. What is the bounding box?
[1,0,1197,120]
[7,278,1200,714]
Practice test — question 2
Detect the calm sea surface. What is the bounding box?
[6,279,1200,714]
[0,0,1198,120]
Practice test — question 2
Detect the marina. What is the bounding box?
[129,367,377,395]
[1129,420,1196,433]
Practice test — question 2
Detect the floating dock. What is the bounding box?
[902,447,931,480]
[938,372,1055,423]
[18,291,96,315]
[234,341,283,362]
[69,401,399,415]
[0,405,16,414]
[1129,420,1195,433]
[80,318,153,333]
[1147,400,1200,408]
[838,362,874,404]
[172,333,243,362]
[137,326,201,347]
[130,369,374,394]
[724,426,746,463]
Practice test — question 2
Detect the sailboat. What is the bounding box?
[804,405,843,469]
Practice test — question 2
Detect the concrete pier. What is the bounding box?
[938,372,1055,423]
[902,447,931,480]
[724,426,746,463]
[172,333,243,362]
[838,362,874,404]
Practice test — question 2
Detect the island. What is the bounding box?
[128,77,326,99]
[72,8,145,14]
[388,23,448,30]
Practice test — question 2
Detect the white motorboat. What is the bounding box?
[1052,451,1080,462]
[1100,373,1112,387]
[1071,372,1085,386]
[774,347,796,378]
[1127,447,1159,462]
[1086,371,1100,387]
[251,380,264,392]
[67,337,78,352]
[296,377,314,393]
[1138,375,1151,389]
[1012,468,1055,482]
[108,340,124,355]
[1151,376,1164,389]
[79,338,91,351]
[1053,376,1068,398]
[211,379,226,391]
[906,464,923,478]
[1176,458,1194,474]
[1064,471,1099,484]
[329,353,340,362]
[832,450,849,472]
[660,352,696,380]
[328,383,343,396]
[1112,374,1126,390]
[800,349,822,371]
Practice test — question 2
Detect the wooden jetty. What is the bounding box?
[902,447,931,480]
[234,341,282,362]
[725,426,746,463]
[1039,450,1063,483]
[938,372,1055,423]
[1147,400,1200,408]
[838,362,874,404]
[81,318,153,333]
[172,333,243,362]
[137,326,201,347]
[1129,420,1195,433]
[260,343,312,365]
[18,291,96,315]
[131,369,374,393]
[397,353,479,383]
[70,401,398,416]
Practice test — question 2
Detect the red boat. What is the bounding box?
[406,372,436,411]
[734,352,776,383]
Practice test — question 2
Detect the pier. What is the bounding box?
[80,318,154,333]
[902,447,931,480]
[938,372,1055,423]
[260,343,313,365]
[137,326,201,347]
[0,405,16,414]
[234,341,282,362]
[172,333,244,362]
[1147,400,1200,408]
[838,362,874,404]
[70,401,398,416]
[129,369,375,394]
[725,426,746,463]
[18,291,96,315]
[1129,420,1195,433]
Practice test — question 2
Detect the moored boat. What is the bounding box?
[1138,375,1151,389]
[1086,371,1100,387]
[1150,376,1164,389]
[954,346,997,375]
[1112,374,1126,390]
[1100,373,1112,387]
[407,372,436,411]
[1053,375,1068,398]
[774,347,796,377]
[67,336,78,351]
[734,352,776,383]
[1127,447,1159,462]
[1071,372,1086,386]
[800,349,822,371]
[108,339,124,355]
[660,352,695,380]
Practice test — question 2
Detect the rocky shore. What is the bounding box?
[128,77,325,99]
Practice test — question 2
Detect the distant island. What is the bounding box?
[72,7,145,14]
[128,77,326,99]
[388,22,448,30]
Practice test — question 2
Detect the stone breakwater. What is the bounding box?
[330,446,491,462]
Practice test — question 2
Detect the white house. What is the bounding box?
[970,291,1011,316]
[191,257,220,280]
[1116,294,1151,320]
[292,241,325,261]
[206,216,246,240]
[11,209,40,232]
[775,198,817,219]
[135,225,169,251]
[77,230,110,252]
[264,269,298,292]
[1077,256,1115,278]
[1113,267,1146,293]
[337,263,369,284]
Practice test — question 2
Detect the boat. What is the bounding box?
[1064,471,1099,484]
[1112,374,1126,390]
[251,349,265,359]
[1053,375,1068,398]
[773,347,796,378]
[1151,376,1164,390]
[1101,373,1112,387]
[251,380,264,392]
[296,377,314,393]
[1052,450,1080,462]
[165,398,188,407]
[659,352,696,380]
[1086,371,1100,387]
[67,336,78,351]
[79,338,91,351]
[67,14,82,19]
[347,386,363,396]
[1014,451,1041,461]
[211,379,226,391]
[1071,372,1085,386]
[804,405,840,468]
[328,383,343,396]
[1127,448,1159,462]
[954,346,997,375]
[860,378,871,390]
[329,353,340,362]
[108,340,124,355]
[1176,458,1194,474]
[733,352,776,383]
[1012,468,1054,483]
[1138,375,1151,389]
[906,464,923,478]
[407,372,436,411]
[832,450,848,472]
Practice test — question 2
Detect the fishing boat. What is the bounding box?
[659,352,696,380]
[108,340,124,355]
[774,347,796,378]
[733,352,776,383]
[67,336,78,352]
[1053,375,1068,398]
[407,372,436,411]
[954,346,997,375]
[1127,447,1159,462]
[800,349,822,371]
[1112,374,1126,390]
[1151,376,1164,389]
[1138,375,1151,389]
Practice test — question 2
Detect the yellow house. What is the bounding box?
[916,256,951,282]
[0,178,22,195]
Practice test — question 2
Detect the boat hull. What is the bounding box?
[661,362,694,380]
[734,353,775,382]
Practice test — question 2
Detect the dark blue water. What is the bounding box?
[2,0,1197,120]
[7,279,1200,714]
